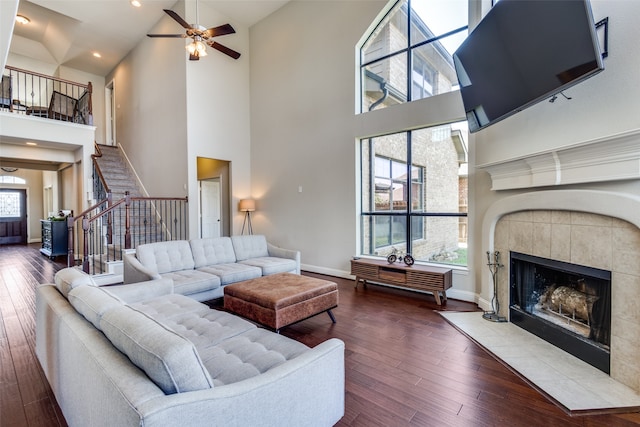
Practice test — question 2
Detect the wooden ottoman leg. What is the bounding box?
[327,309,336,323]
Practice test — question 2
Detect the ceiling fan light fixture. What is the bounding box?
[186,39,207,57]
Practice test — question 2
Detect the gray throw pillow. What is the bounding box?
[100,305,213,394]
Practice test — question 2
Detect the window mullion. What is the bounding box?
[406,0,413,102]
[406,131,412,254]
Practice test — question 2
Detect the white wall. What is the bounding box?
[0,0,18,70]
[250,1,388,276]
[106,2,189,198]
[107,1,253,238]
[185,2,252,238]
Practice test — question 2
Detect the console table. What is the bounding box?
[350,258,452,305]
[40,219,68,259]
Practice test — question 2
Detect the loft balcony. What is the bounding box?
[1,65,95,182]
[2,65,93,124]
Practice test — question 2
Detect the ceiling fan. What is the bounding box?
[147,1,240,61]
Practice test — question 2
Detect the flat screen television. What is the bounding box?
[453,0,604,133]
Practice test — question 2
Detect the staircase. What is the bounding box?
[93,144,142,199]
[73,144,188,277]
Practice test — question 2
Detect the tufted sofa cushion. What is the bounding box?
[132,294,257,348]
[54,268,97,298]
[189,237,237,268]
[198,328,309,386]
[197,263,262,285]
[160,270,221,297]
[136,240,195,274]
[231,235,269,261]
[68,285,124,329]
[237,257,298,276]
[100,305,213,395]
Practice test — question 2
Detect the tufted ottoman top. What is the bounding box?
[223,273,337,310]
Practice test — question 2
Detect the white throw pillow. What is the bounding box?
[54,267,97,298]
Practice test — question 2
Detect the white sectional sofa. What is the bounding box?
[123,235,300,301]
[36,268,345,427]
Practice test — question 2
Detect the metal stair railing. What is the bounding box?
[67,192,189,274]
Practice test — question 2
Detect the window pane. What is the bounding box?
[411,0,468,43]
[374,178,392,210]
[0,192,21,217]
[412,216,467,266]
[411,34,461,100]
[360,215,409,255]
[361,1,407,64]
[412,123,467,213]
[363,133,408,213]
[362,53,408,112]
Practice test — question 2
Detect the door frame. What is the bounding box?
[196,157,231,237]
[105,79,116,146]
[0,188,28,245]
[199,177,222,238]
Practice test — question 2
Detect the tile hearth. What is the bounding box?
[440,311,640,415]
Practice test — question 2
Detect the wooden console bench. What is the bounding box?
[350,258,452,305]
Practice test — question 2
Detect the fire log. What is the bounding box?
[540,285,599,322]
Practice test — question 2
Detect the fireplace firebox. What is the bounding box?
[509,252,611,373]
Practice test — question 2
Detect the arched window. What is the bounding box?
[359,0,468,112]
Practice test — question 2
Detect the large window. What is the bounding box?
[360,0,468,112]
[360,122,468,266]
[358,1,469,266]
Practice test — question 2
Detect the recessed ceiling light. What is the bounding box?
[16,15,30,25]
[131,0,141,7]
[93,52,102,58]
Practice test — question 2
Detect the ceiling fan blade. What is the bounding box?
[147,34,186,38]
[209,42,241,60]
[163,9,191,29]
[204,24,235,38]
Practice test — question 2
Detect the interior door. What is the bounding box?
[0,189,27,245]
[200,179,221,238]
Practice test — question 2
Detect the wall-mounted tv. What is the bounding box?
[453,0,604,133]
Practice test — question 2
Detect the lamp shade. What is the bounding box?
[239,199,256,212]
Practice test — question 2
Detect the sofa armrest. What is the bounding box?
[104,278,174,304]
[123,253,161,284]
[267,242,301,274]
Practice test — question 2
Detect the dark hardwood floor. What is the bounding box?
[1,243,639,427]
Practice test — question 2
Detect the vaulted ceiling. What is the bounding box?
[8,0,289,76]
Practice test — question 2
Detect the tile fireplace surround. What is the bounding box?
[489,207,640,394]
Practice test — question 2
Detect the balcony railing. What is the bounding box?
[1,65,92,124]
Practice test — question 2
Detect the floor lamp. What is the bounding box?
[239,199,255,235]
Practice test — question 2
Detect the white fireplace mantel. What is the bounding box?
[477,128,640,190]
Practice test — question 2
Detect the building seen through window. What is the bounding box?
[360,0,468,112]
[358,0,468,266]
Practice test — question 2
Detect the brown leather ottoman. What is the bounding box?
[223,273,338,332]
